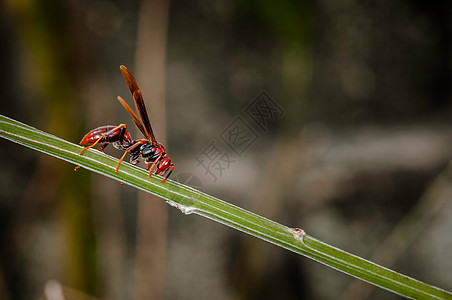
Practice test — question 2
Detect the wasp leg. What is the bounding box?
[115,140,147,173]
[130,153,140,164]
[160,164,175,183]
[97,144,107,151]
[115,124,127,144]
[116,150,130,173]
[80,135,104,155]
[147,154,163,178]
[75,143,108,171]
[105,123,127,138]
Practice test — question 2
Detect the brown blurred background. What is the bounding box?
[1,0,452,299]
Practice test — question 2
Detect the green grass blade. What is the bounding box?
[1,114,451,300]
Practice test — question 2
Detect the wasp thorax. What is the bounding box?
[140,143,155,157]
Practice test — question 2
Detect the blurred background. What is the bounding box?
[1,0,452,299]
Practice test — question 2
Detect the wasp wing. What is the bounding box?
[119,65,156,143]
[117,96,148,139]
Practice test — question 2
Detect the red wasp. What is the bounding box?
[79,65,174,183]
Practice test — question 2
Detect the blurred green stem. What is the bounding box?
[4,0,94,292]
[1,114,451,300]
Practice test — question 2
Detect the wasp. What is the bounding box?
[79,65,174,183]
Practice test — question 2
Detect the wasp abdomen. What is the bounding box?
[79,125,132,145]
